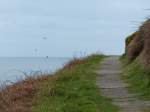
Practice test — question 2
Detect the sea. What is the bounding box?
[0,57,70,83]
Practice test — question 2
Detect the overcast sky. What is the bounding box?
[0,0,149,57]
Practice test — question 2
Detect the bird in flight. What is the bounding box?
[43,37,47,40]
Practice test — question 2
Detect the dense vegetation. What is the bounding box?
[32,55,119,112]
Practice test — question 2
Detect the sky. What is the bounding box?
[0,0,149,57]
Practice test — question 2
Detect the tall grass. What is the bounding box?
[0,74,49,112]
[122,59,150,100]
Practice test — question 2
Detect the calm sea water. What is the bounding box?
[0,57,70,82]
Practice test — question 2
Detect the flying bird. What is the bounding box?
[43,37,47,40]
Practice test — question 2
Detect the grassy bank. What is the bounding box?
[31,55,119,112]
[0,55,118,112]
[121,58,150,100]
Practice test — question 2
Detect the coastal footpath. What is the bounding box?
[96,56,150,112]
[1,19,150,112]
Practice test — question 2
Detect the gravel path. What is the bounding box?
[96,56,150,112]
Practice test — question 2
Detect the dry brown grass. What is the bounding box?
[125,19,150,64]
[139,19,150,68]
[125,32,137,47]
[126,31,144,61]
[63,58,85,69]
[0,75,49,112]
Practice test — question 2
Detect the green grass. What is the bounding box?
[32,55,119,112]
[122,59,150,100]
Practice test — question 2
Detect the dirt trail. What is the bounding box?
[96,56,150,112]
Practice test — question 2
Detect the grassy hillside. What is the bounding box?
[122,59,150,100]
[0,55,119,112]
[32,55,119,112]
